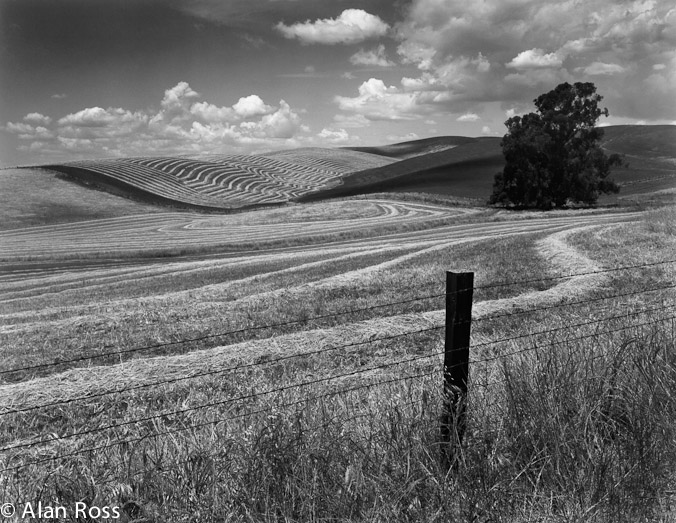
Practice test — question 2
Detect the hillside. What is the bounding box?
[37,149,395,212]
[5,125,673,230]
[299,137,503,202]
[0,167,163,230]
[345,136,477,159]
[300,125,676,203]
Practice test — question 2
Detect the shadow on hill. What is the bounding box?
[344,136,477,159]
[299,137,503,202]
[300,125,676,203]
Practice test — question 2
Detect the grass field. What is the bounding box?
[0,188,674,521]
[0,126,674,521]
[0,168,163,230]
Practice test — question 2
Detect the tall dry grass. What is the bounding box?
[1,313,673,522]
[0,203,673,521]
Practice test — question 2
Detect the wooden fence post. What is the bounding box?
[441,271,474,470]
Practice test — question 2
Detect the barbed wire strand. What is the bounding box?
[1,310,672,459]
[2,278,674,378]
[2,301,672,418]
[2,256,673,352]
[0,369,438,474]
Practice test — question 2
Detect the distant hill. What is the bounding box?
[6,125,673,230]
[299,137,503,201]
[299,125,676,203]
[38,149,395,211]
[344,136,477,159]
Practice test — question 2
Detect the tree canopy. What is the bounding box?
[489,82,622,209]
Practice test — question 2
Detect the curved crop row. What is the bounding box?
[47,148,395,210]
[0,201,470,261]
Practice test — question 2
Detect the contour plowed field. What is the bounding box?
[44,149,396,210]
[0,200,465,261]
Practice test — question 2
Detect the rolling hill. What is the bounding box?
[5,125,673,228]
[40,149,396,211]
[300,125,676,203]
[299,137,503,201]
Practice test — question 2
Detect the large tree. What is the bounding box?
[490,82,622,209]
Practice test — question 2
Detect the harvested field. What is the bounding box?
[0,168,673,521]
[41,148,396,211]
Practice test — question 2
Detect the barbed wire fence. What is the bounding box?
[0,258,674,516]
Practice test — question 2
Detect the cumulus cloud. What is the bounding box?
[58,107,147,130]
[190,102,236,124]
[335,78,423,121]
[318,128,350,143]
[258,100,302,138]
[506,49,563,70]
[6,122,35,134]
[576,62,627,76]
[6,82,308,160]
[349,45,396,67]
[24,113,52,126]
[276,9,389,45]
[377,0,676,121]
[456,113,480,122]
[233,95,274,118]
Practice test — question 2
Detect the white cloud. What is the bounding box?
[386,132,419,142]
[190,102,236,124]
[389,0,676,121]
[6,122,34,134]
[258,100,302,139]
[51,93,67,100]
[577,62,626,76]
[24,113,52,126]
[456,113,480,122]
[276,9,389,45]
[349,44,395,67]
[232,95,274,118]
[318,128,350,143]
[506,49,563,70]
[58,107,147,131]
[58,107,116,127]
[150,82,202,126]
[161,82,200,113]
[335,78,423,121]
[7,82,307,160]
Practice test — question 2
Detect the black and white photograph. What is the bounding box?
[0,0,675,520]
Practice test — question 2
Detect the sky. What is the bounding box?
[1,0,675,166]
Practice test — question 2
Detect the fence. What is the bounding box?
[0,258,675,517]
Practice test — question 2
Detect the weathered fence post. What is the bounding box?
[441,271,474,471]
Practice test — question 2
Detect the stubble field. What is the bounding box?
[0,196,674,522]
